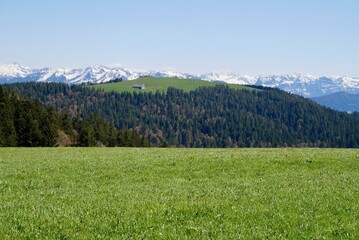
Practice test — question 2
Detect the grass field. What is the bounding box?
[0,148,358,239]
[91,77,251,93]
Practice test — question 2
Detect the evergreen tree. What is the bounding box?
[5,82,359,148]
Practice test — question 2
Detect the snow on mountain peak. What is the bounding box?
[0,62,32,78]
[1,63,359,97]
[199,71,257,85]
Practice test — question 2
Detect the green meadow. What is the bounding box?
[0,148,358,239]
[91,77,251,93]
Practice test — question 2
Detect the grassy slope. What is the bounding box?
[1,148,358,239]
[91,77,251,93]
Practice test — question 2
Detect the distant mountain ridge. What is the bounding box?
[1,63,359,97]
[311,92,359,112]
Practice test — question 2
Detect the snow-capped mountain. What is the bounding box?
[0,63,46,83]
[1,63,359,97]
[0,63,196,84]
[0,63,139,84]
[0,62,32,78]
[199,71,257,85]
[146,71,196,79]
[256,74,359,97]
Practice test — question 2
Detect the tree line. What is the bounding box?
[0,86,149,147]
[3,82,359,147]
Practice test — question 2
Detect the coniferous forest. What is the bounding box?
[2,82,359,147]
[0,86,149,147]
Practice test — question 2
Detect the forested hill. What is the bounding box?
[4,82,359,148]
[0,86,148,147]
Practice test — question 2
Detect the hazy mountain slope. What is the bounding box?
[312,92,359,112]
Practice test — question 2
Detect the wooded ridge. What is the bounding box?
[3,82,359,147]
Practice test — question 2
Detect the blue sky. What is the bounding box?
[1,0,358,76]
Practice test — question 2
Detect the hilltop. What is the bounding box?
[91,77,251,93]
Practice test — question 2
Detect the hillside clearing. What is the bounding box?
[91,77,252,93]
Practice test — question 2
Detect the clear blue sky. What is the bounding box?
[1,0,358,76]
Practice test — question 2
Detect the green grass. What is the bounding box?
[0,148,358,239]
[91,77,251,93]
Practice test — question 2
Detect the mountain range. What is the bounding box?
[1,63,359,98]
[311,92,359,112]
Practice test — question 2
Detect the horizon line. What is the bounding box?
[0,62,357,78]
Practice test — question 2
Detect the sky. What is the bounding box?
[0,0,358,76]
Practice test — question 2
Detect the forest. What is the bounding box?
[0,86,148,147]
[3,82,359,147]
